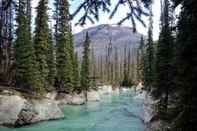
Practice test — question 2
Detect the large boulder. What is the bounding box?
[120,88,130,92]
[141,92,159,123]
[56,93,72,106]
[112,88,120,95]
[0,95,26,125]
[136,82,144,93]
[145,120,169,131]
[0,93,64,127]
[45,92,57,100]
[133,90,146,100]
[87,90,100,102]
[98,85,113,95]
[67,93,86,105]
[55,92,86,106]
[29,99,64,123]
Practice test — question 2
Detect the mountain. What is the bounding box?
[74,24,143,59]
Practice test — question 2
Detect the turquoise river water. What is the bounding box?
[0,90,144,131]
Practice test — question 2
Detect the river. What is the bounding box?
[0,89,144,131]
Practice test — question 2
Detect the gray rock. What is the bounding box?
[0,95,26,125]
[145,120,169,131]
[45,92,57,100]
[98,85,113,95]
[140,92,171,131]
[68,93,86,105]
[30,99,64,123]
[0,93,64,126]
[56,92,86,106]
[140,91,159,123]
[87,90,100,102]
[16,102,37,126]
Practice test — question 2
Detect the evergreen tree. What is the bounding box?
[121,46,129,87]
[137,36,145,83]
[73,52,80,89]
[144,5,155,90]
[81,32,91,94]
[68,25,75,86]
[55,0,73,92]
[155,0,174,114]
[173,0,197,130]
[34,0,49,88]
[47,29,56,87]
[15,0,43,95]
[26,0,31,32]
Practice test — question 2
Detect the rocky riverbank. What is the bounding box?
[0,85,119,127]
[134,83,170,131]
[0,92,64,127]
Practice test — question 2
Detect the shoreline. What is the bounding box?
[0,85,125,127]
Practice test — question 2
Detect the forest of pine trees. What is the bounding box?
[136,0,197,130]
[0,0,137,95]
[0,0,197,130]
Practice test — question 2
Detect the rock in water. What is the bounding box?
[133,91,146,100]
[67,93,86,105]
[0,94,64,127]
[0,95,26,125]
[141,93,159,123]
[32,99,64,123]
[15,101,37,126]
[87,90,100,102]
[98,85,113,95]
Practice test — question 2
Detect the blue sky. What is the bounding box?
[32,0,163,40]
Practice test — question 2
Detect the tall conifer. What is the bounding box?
[73,52,80,89]
[155,0,174,106]
[81,32,91,92]
[144,5,155,89]
[15,0,43,94]
[55,0,73,92]
[34,0,49,88]
[47,29,56,87]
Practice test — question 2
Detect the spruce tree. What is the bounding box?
[34,0,49,88]
[47,29,56,87]
[68,25,75,86]
[81,32,91,93]
[155,0,174,110]
[55,0,73,92]
[26,0,31,32]
[137,36,145,83]
[15,0,43,95]
[73,52,80,89]
[144,5,155,90]
[173,0,197,130]
[122,46,129,87]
